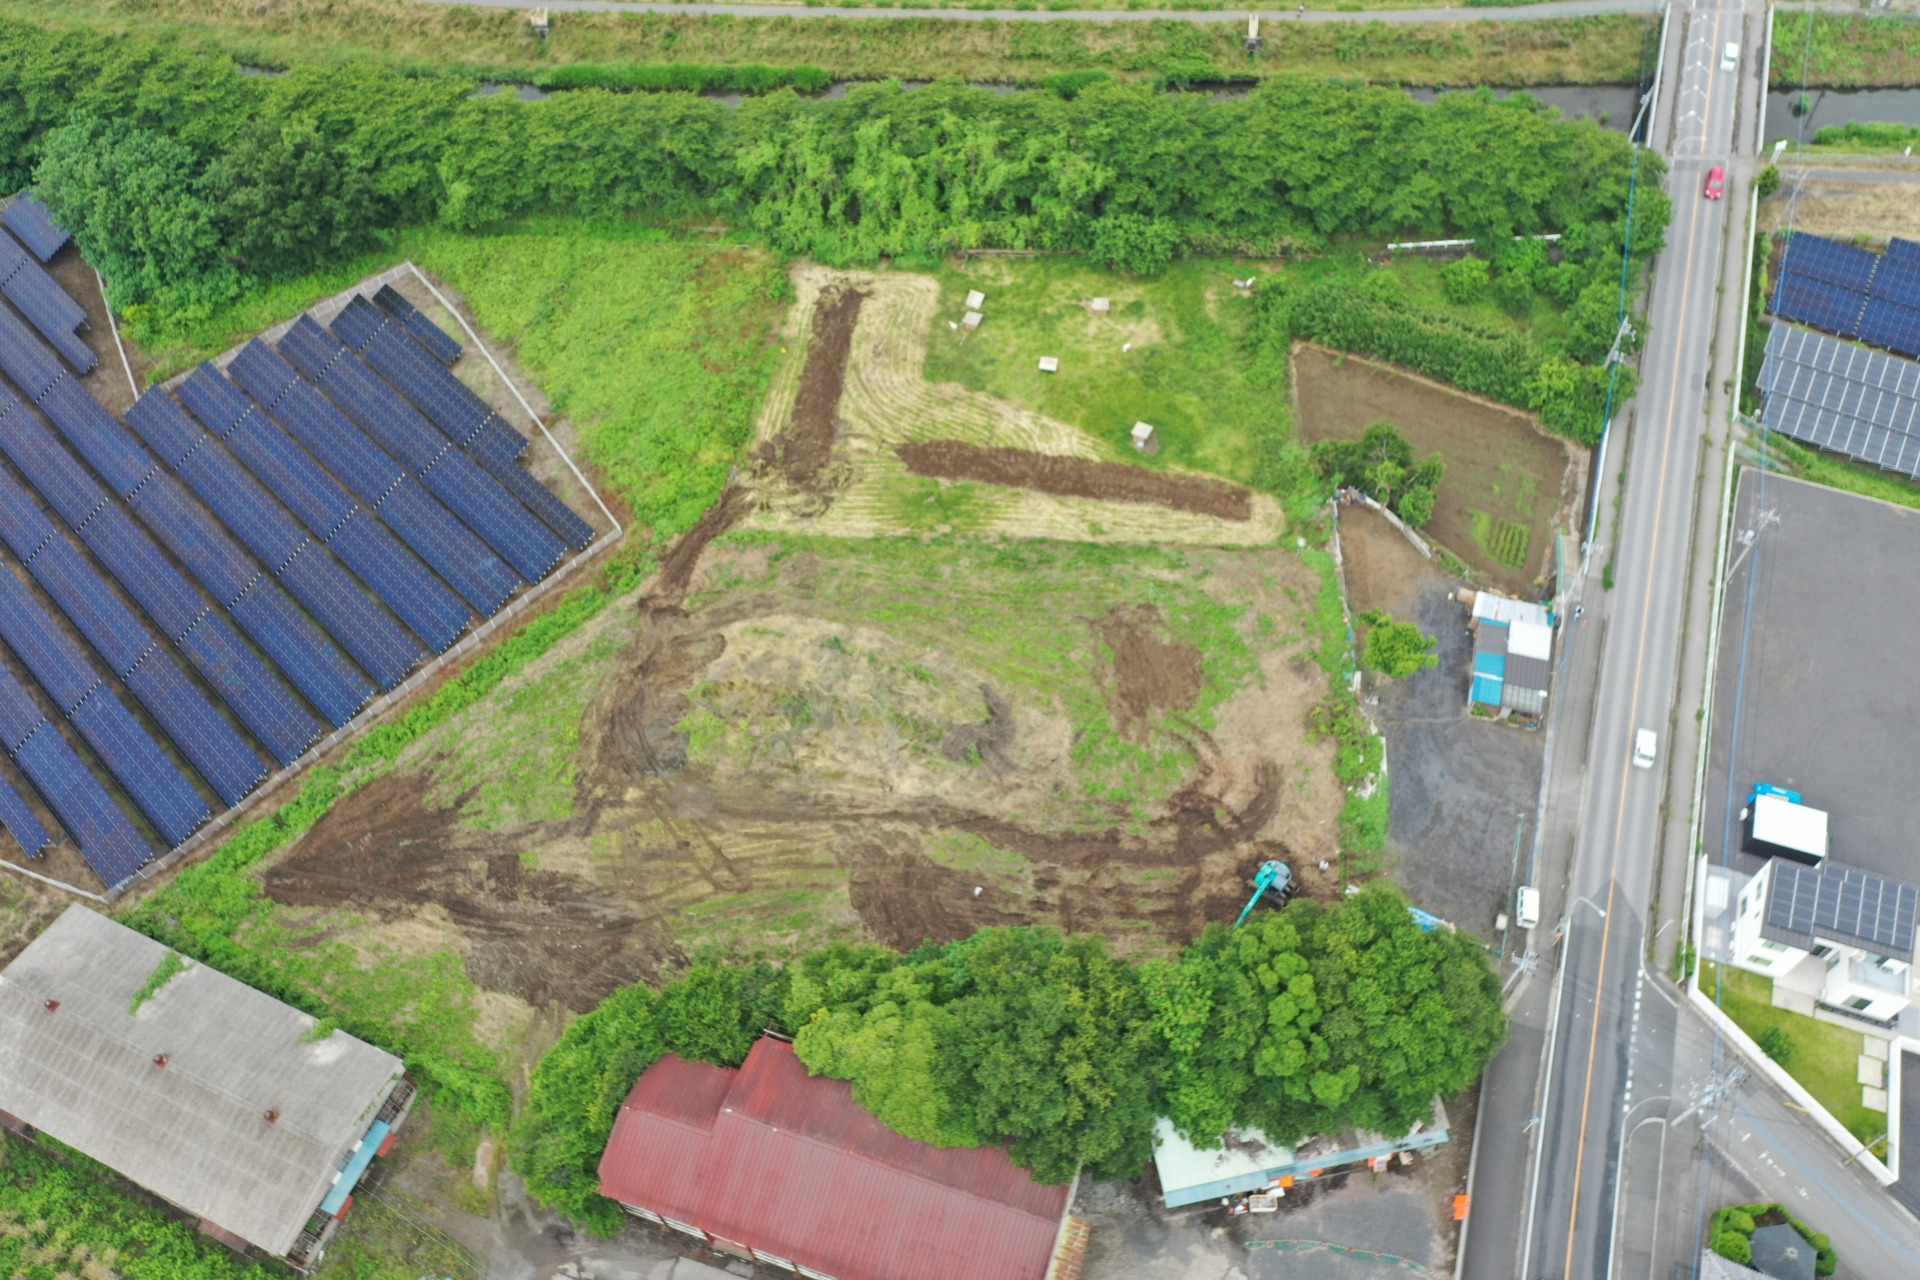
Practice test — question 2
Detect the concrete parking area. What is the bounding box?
[1703,471,1920,882]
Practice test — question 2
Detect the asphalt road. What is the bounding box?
[422,0,1661,23]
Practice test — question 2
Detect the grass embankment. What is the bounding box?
[8,0,1655,87]
[1772,11,1920,88]
[1763,437,1920,513]
[1701,962,1887,1155]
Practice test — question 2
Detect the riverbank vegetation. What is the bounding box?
[1772,11,1920,88]
[4,0,1655,87]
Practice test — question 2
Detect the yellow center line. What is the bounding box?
[1558,15,1721,1275]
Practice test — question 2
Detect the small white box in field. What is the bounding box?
[1091,297,1111,313]
[1038,356,1059,373]
[965,290,986,310]
[1131,422,1154,449]
[962,311,983,330]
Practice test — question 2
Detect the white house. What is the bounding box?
[1728,857,1919,1030]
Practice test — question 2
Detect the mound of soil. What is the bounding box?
[1094,603,1203,733]
[895,440,1253,521]
[761,285,865,491]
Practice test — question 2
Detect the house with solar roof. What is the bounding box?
[0,906,416,1273]
[1725,799,1920,1031]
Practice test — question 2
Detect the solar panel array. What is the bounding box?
[279,316,568,581]
[1770,232,1920,361]
[1767,860,1920,955]
[1758,323,1920,476]
[0,194,71,264]
[333,297,592,550]
[0,267,594,888]
[0,229,94,373]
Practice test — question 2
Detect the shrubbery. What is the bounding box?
[533,62,833,95]
[1310,421,1444,527]
[1708,1202,1838,1278]
[1359,610,1439,679]
[0,18,1650,315]
[514,887,1506,1233]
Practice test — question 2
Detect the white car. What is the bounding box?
[1632,729,1658,770]
[1721,42,1739,72]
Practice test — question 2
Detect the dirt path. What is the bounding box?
[896,441,1254,521]
[760,285,864,493]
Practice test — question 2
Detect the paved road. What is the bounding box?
[422,0,1661,24]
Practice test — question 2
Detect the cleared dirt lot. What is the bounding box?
[1339,505,1544,935]
[1295,344,1584,596]
[1704,471,1920,882]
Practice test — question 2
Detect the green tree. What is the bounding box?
[1755,165,1781,198]
[1359,610,1439,679]
[1310,422,1443,526]
[1438,256,1490,305]
[1711,1231,1753,1267]
[201,114,372,278]
[653,955,790,1067]
[32,112,238,314]
[1092,213,1184,277]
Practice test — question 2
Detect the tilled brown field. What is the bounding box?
[896,441,1254,521]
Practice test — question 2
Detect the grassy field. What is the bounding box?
[1763,437,1920,516]
[1772,11,1920,89]
[9,0,1655,86]
[137,220,789,542]
[1702,962,1888,1155]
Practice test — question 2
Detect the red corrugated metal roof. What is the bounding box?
[597,1039,1071,1280]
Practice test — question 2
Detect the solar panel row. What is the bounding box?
[1769,232,1920,366]
[127,475,264,609]
[229,581,371,727]
[15,719,153,888]
[1773,276,1865,338]
[229,341,519,615]
[0,302,67,398]
[373,283,463,366]
[0,657,157,883]
[0,392,321,766]
[1767,861,1919,954]
[0,566,101,713]
[124,654,267,806]
[1891,237,1920,267]
[0,194,72,264]
[1780,234,1879,292]
[0,768,50,856]
[0,233,82,327]
[178,366,472,652]
[36,375,158,500]
[69,687,209,847]
[0,231,94,373]
[129,390,426,690]
[281,317,565,581]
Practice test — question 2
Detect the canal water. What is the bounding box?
[1765,87,1920,145]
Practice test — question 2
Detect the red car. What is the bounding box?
[1704,165,1726,200]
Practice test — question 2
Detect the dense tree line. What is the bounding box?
[514,886,1505,1234]
[0,18,1646,317]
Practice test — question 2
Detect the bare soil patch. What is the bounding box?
[44,248,147,414]
[1094,603,1204,733]
[1340,502,1446,620]
[896,440,1253,521]
[759,285,864,493]
[1293,343,1583,595]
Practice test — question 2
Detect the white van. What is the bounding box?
[1516,886,1541,931]
[1721,42,1739,72]
[1632,729,1658,770]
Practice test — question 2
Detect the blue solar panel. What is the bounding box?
[1869,257,1920,305]
[1857,298,1920,358]
[418,448,564,581]
[124,387,209,470]
[469,417,530,467]
[69,688,208,847]
[177,368,473,650]
[227,580,373,728]
[13,720,154,887]
[0,566,102,713]
[0,393,110,530]
[1890,238,1920,267]
[0,459,60,566]
[474,450,594,550]
[374,283,463,366]
[1781,234,1880,291]
[0,768,50,856]
[232,343,407,502]
[37,375,154,497]
[0,233,83,328]
[75,504,207,640]
[324,510,470,653]
[176,363,255,438]
[1773,275,1866,337]
[0,666,42,752]
[374,477,517,616]
[123,655,266,807]
[176,445,306,569]
[128,474,263,608]
[1,195,71,263]
[335,297,494,445]
[277,543,424,690]
[0,303,67,398]
[176,612,319,767]
[1,277,94,374]
[28,541,146,678]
